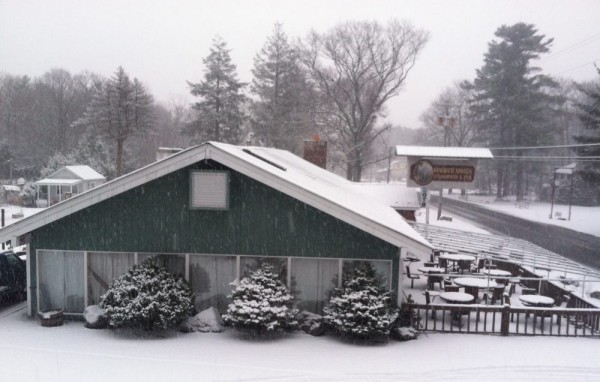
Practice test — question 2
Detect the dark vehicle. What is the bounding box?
[0,250,26,305]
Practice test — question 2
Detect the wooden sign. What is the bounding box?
[407,158,478,189]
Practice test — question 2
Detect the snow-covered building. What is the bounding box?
[351,182,420,221]
[34,165,106,207]
[0,142,432,318]
[0,184,21,204]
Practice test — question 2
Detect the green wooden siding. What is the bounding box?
[29,159,401,312]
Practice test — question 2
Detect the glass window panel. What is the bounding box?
[291,258,339,314]
[239,256,287,283]
[189,255,236,314]
[38,250,84,313]
[87,252,134,305]
[342,260,391,291]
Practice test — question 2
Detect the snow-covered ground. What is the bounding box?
[414,206,493,235]
[0,204,42,228]
[444,194,600,238]
[0,303,598,382]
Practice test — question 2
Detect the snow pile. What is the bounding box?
[224,263,297,336]
[83,305,108,329]
[324,263,397,342]
[180,306,225,333]
[390,326,418,341]
[100,260,194,331]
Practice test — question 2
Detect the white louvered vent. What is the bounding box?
[190,171,229,209]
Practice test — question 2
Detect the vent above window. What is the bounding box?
[190,171,229,210]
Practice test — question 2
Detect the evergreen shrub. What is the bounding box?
[100,260,194,331]
[224,263,297,336]
[324,263,397,342]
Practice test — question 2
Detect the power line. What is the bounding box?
[494,155,600,159]
[554,58,599,76]
[493,157,600,162]
[542,31,600,63]
[490,142,600,150]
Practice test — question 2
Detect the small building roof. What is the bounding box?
[1,185,21,192]
[62,165,105,180]
[35,179,82,186]
[0,142,432,256]
[395,145,494,159]
[350,182,420,210]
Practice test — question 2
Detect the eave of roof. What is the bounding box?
[0,142,432,256]
[396,145,494,159]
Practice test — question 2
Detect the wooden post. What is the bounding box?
[501,304,510,336]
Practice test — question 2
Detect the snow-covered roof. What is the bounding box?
[350,182,420,210]
[1,185,21,192]
[0,142,432,256]
[63,165,105,180]
[35,179,82,186]
[396,145,494,159]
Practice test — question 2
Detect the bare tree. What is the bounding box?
[417,83,479,148]
[300,20,428,181]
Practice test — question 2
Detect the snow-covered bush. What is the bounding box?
[100,260,194,331]
[324,263,397,342]
[224,263,297,336]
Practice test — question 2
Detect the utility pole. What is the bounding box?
[436,109,457,220]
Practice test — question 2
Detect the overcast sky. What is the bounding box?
[1,0,599,130]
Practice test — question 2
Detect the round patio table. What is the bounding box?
[419,267,444,289]
[453,277,498,299]
[439,291,474,304]
[481,269,511,277]
[519,295,554,307]
[439,254,476,273]
[482,269,512,285]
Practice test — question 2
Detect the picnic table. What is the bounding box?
[519,294,555,308]
[453,277,498,299]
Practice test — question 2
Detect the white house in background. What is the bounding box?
[35,165,106,207]
[0,185,21,204]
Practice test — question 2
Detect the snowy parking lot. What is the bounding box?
[1,302,599,382]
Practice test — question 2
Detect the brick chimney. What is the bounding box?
[303,134,327,169]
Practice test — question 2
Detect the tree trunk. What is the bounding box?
[496,164,503,200]
[116,138,124,177]
[516,161,524,201]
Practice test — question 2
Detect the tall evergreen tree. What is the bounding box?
[75,66,154,177]
[573,67,600,202]
[250,23,316,152]
[464,23,559,200]
[186,37,247,144]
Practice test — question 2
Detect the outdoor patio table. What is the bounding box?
[482,269,512,285]
[439,254,476,273]
[453,277,498,299]
[519,294,555,307]
[439,291,474,304]
[419,267,444,289]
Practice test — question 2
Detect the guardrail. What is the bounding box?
[407,303,600,337]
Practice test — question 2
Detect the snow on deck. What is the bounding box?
[0,304,598,381]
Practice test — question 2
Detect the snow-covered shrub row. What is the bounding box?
[324,263,398,342]
[100,260,194,331]
[224,263,298,336]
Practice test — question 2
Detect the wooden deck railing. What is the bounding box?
[406,303,600,337]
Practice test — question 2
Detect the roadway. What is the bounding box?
[431,195,600,271]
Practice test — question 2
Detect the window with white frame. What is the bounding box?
[190,171,229,209]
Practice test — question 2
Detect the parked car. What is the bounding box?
[0,250,26,305]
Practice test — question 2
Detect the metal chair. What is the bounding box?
[406,265,420,288]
